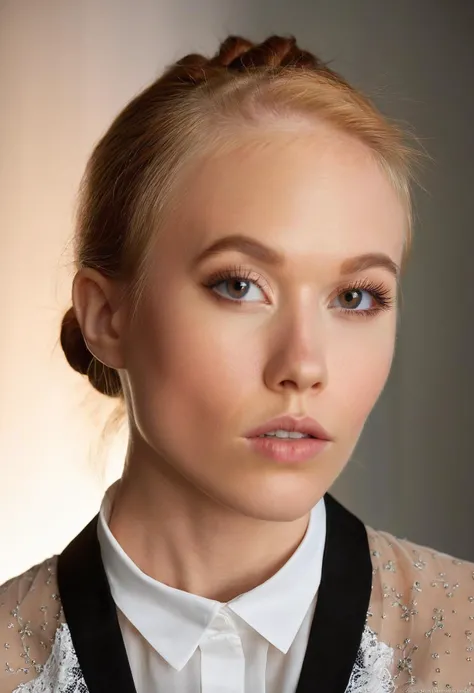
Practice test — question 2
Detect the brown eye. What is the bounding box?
[339,289,364,310]
[330,280,394,317]
[225,279,251,300]
[205,265,272,304]
[208,273,267,303]
[333,288,376,312]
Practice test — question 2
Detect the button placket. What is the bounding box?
[199,610,245,693]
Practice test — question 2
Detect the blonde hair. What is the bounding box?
[60,34,419,398]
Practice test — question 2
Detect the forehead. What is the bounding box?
[166,126,406,267]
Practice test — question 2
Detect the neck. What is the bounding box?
[107,440,311,602]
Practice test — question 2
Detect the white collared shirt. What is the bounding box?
[97,484,326,693]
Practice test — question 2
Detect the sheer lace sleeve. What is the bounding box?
[0,558,66,692]
[367,526,474,692]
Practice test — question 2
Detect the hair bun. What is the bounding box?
[60,307,122,397]
[210,34,322,71]
[60,307,93,375]
[209,36,254,67]
[166,34,332,88]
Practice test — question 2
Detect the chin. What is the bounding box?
[209,476,331,523]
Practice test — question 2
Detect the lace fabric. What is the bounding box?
[367,526,474,692]
[345,624,395,693]
[2,527,474,692]
[0,558,66,692]
[12,624,88,693]
[8,621,396,693]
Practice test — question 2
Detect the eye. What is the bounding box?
[205,267,269,304]
[334,288,375,311]
[331,279,394,317]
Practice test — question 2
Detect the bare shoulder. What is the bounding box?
[0,558,64,691]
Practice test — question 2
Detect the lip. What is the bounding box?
[244,414,332,441]
[246,436,329,463]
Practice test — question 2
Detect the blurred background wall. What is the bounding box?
[1,0,473,583]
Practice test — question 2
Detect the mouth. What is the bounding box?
[243,414,332,463]
[244,414,332,442]
[245,434,330,463]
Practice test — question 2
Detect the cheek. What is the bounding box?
[126,293,262,441]
[330,320,396,434]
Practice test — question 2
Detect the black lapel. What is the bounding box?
[57,516,137,693]
[295,493,372,693]
[57,494,371,693]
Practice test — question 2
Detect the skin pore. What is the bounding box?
[73,122,405,602]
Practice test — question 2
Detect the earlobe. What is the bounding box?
[72,269,126,370]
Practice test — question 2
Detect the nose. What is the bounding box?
[263,314,328,394]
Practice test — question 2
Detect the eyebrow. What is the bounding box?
[194,233,400,279]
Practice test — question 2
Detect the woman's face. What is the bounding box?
[122,125,405,521]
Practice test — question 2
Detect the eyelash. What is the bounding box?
[204,264,395,318]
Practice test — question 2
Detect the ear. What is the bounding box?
[72,268,127,370]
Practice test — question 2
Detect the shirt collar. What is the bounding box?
[228,497,325,654]
[97,482,326,670]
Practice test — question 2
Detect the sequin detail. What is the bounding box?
[1,558,66,691]
[2,527,474,693]
[367,527,474,692]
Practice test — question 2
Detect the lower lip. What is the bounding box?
[245,436,329,463]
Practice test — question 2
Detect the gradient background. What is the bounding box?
[1,0,473,584]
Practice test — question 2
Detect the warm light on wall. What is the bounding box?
[0,0,241,585]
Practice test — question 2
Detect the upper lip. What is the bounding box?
[244,415,332,440]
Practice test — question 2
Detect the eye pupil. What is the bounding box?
[341,289,362,309]
[228,280,249,299]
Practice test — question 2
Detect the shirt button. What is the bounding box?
[204,611,237,638]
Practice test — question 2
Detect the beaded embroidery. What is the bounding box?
[1,529,474,692]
